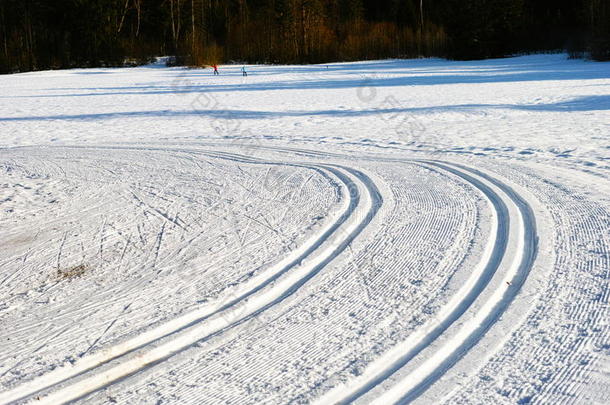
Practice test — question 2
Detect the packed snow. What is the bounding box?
[0,54,609,404]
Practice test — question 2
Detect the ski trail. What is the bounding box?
[314,160,537,404]
[0,161,381,405]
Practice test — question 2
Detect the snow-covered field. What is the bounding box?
[0,54,609,404]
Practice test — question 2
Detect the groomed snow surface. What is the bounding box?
[0,54,609,404]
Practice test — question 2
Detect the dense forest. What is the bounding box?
[1,0,609,73]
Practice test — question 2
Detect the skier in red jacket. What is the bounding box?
[212,64,219,75]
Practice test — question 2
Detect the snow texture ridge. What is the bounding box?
[0,54,608,404]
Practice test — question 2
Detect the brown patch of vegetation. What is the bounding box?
[57,264,89,280]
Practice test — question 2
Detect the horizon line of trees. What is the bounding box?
[1,0,608,74]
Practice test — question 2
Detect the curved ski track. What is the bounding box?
[0,149,540,405]
[314,160,538,404]
[0,151,381,405]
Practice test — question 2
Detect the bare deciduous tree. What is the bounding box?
[170,0,183,53]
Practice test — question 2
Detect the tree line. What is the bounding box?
[1,0,608,74]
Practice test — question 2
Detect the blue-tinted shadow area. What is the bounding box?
[1,95,608,122]
[2,56,608,99]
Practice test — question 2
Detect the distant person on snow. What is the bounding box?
[212,64,219,75]
[242,66,248,76]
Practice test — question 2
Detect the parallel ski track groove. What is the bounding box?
[315,160,510,404]
[305,158,537,405]
[389,161,538,403]
[0,149,382,405]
